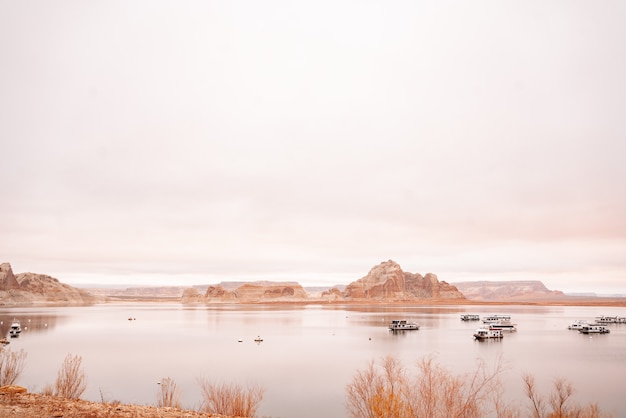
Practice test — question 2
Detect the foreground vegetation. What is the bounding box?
[346,356,611,418]
[0,347,614,417]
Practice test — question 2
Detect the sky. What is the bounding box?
[1,1,625,293]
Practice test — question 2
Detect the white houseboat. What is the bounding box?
[473,328,503,340]
[567,320,590,330]
[488,320,517,332]
[482,314,511,324]
[460,314,480,321]
[9,319,21,336]
[579,325,610,334]
[388,320,420,331]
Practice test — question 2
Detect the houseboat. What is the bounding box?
[488,320,517,332]
[388,320,420,331]
[579,325,610,334]
[9,319,21,336]
[567,320,590,330]
[473,328,503,340]
[482,314,511,324]
[460,314,480,321]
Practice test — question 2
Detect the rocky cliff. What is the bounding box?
[340,260,464,301]
[182,281,309,303]
[0,263,97,305]
[452,280,566,301]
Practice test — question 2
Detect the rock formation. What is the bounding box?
[342,260,464,301]
[182,281,309,303]
[0,263,21,290]
[452,280,565,301]
[0,263,97,306]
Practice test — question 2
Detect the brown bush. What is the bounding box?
[54,353,86,399]
[156,377,181,408]
[347,356,612,418]
[347,355,504,418]
[197,378,265,417]
[522,373,611,418]
[0,347,27,386]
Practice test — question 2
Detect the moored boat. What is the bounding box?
[579,325,610,334]
[482,314,511,324]
[473,328,503,340]
[488,320,517,332]
[9,319,21,336]
[460,314,480,321]
[595,316,626,324]
[567,320,591,330]
[388,320,420,331]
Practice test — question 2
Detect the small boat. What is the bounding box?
[488,320,517,332]
[482,315,511,324]
[460,314,480,321]
[596,316,618,324]
[567,320,591,330]
[579,325,610,334]
[474,328,503,340]
[595,316,626,324]
[9,319,21,336]
[254,336,263,342]
[388,320,420,331]
[0,338,9,345]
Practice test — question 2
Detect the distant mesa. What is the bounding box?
[182,260,465,303]
[452,280,566,301]
[0,262,98,306]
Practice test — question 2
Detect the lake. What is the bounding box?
[2,303,625,417]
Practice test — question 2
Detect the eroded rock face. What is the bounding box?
[197,281,309,303]
[343,260,464,301]
[0,263,20,290]
[0,262,97,306]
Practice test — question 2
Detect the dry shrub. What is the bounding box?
[347,355,506,418]
[157,377,182,408]
[197,377,265,417]
[522,374,611,418]
[0,347,27,386]
[54,353,86,399]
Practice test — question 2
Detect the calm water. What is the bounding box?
[2,303,625,417]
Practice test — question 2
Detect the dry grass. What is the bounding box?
[197,377,265,417]
[156,377,181,408]
[0,347,27,386]
[54,353,86,399]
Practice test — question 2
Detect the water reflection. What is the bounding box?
[0,313,63,338]
[1,304,625,418]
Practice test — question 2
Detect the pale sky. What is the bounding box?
[1,1,625,293]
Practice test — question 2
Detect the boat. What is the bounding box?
[473,328,503,340]
[9,319,21,336]
[567,320,591,330]
[388,320,420,331]
[254,336,263,342]
[579,325,610,334]
[0,338,9,345]
[488,320,517,332]
[460,314,480,321]
[595,316,626,324]
[482,314,511,324]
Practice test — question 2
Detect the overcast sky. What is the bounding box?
[1,1,625,293]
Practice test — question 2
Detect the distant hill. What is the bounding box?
[452,280,566,301]
[0,263,98,306]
